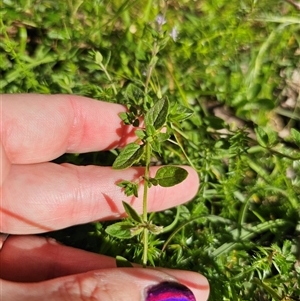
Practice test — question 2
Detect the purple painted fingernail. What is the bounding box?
[146,281,196,301]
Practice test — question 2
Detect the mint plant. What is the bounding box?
[105,83,192,267]
[102,12,193,267]
[95,10,192,267]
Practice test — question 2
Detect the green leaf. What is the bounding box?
[255,127,268,147]
[151,140,162,153]
[129,226,144,237]
[123,83,144,103]
[105,221,134,239]
[267,129,277,147]
[291,128,300,147]
[116,256,133,268]
[158,36,170,50]
[145,24,159,38]
[95,51,103,64]
[256,98,275,110]
[119,109,140,127]
[119,112,132,125]
[145,97,169,130]
[156,132,170,142]
[148,177,159,186]
[122,201,143,223]
[169,104,194,122]
[247,83,261,100]
[113,143,144,169]
[135,129,146,140]
[117,180,139,197]
[154,166,188,187]
[145,124,156,137]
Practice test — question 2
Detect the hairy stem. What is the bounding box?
[144,7,167,94]
[142,141,151,267]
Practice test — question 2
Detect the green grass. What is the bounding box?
[1,0,300,300]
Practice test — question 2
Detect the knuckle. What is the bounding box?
[61,273,104,301]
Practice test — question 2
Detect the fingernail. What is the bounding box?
[146,281,196,301]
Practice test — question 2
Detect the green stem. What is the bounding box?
[144,43,158,94]
[167,124,197,171]
[142,227,149,268]
[144,6,167,94]
[142,141,151,267]
[99,62,118,95]
[161,206,181,233]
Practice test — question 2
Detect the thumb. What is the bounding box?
[3,268,209,301]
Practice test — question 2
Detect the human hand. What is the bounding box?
[0,94,209,300]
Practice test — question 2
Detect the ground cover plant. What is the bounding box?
[1,0,300,300]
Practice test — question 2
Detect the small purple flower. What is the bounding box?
[170,26,178,42]
[156,14,166,26]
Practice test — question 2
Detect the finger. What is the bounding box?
[2,267,209,301]
[1,94,135,164]
[1,164,199,234]
[0,236,210,301]
[0,235,117,282]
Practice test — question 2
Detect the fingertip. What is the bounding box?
[33,268,209,301]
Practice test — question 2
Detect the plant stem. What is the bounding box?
[100,62,118,95]
[144,43,158,94]
[141,6,168,266]
[144,6,167,94]
[142,227,149,268]
[142,141,151,267]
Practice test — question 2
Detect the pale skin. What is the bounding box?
[0,94,210,300]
